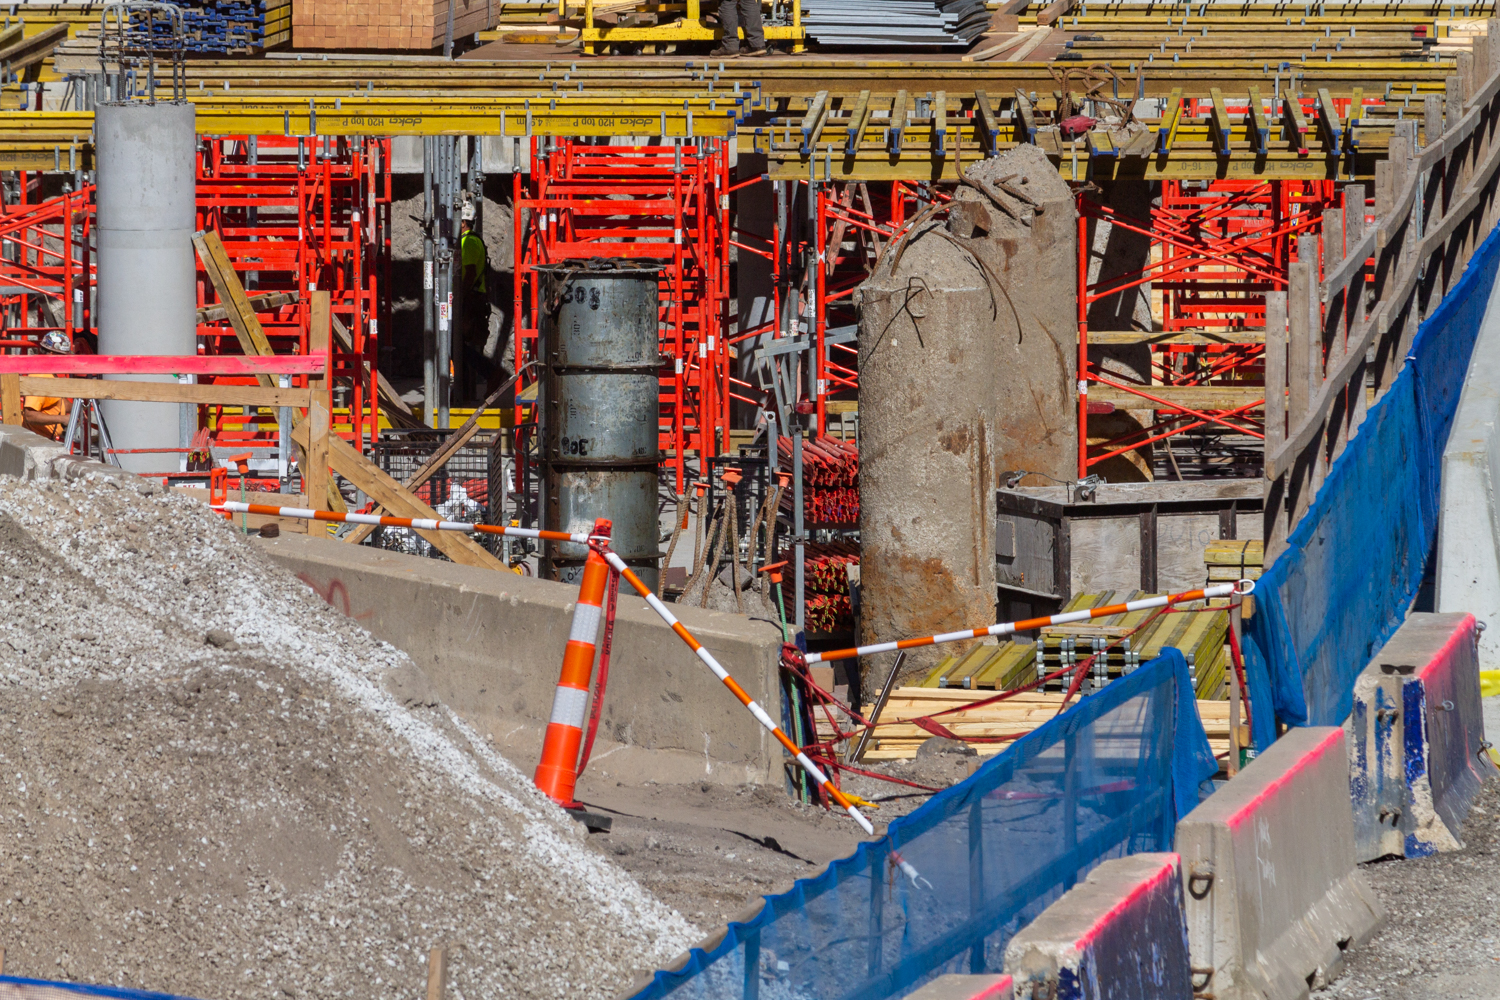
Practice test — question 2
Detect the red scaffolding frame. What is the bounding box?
[0,136,390,463]
[1076,178,1338,477]
[512,136,733,491]
[195,134,391,452]
[0,175,93,351]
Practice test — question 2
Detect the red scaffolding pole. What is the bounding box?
[0,174,94,351]
[195,134,390,453]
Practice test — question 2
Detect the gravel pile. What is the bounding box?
[1315,777,1500,999]
[0,472,698,1000]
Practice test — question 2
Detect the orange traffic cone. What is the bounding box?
[534,518,612,813]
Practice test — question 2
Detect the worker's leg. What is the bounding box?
[712,0,742,54]
[737,0,766,51]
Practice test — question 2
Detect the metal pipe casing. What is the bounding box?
[95,101,196,474]
[539,263,662,590]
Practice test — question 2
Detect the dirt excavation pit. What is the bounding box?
[0,473,698,1000]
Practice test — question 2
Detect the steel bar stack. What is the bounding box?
[778,434,858,526]
[802,0,987,47]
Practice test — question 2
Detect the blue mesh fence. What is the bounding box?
[629,649,1215,1000]
[1244,223,1500,744]
[0,977,203,1000]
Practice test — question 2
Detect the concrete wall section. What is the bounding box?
[1175,726,1384,1000]
[255,532,788,784]
[1437,249,1500,667]
[1347,612,1495,861]
[1002,853,1191,1000]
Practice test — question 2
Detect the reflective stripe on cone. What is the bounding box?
[534,519,612,808]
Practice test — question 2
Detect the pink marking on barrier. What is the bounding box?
[0,355,326,375]
[965,976,1013,1000]
[1225,729,1343,831]
[1415,613,1478,683]
[1071,854,1179,950]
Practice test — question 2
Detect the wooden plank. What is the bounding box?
[962,30,1037,63]
[15,376,312,408]
[1247,85,1270,152]
[192,229,278,388]
[1006,27,1052,61]
[1208,86,1233,155]
[426,946,447,1000]
[306,292,332,514]
[197,290,300,325]
[1086,384,1266,411]
[315,429,506,570]
[1282,92,1309,151]
[1,372,19,425]
[1287,258,1314,426]
[1264,291,1287,452]
[0,355,325,376]
[1035,0,1071,27]
[1012,88,1036,141]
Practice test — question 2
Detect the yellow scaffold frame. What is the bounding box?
[573,0,805,55]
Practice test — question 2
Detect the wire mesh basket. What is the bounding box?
[368,429,499,559]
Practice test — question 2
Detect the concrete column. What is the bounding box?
[855,145,1076,688]
[95,101,197,475]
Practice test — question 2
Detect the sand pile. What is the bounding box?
[0,472,698,1000]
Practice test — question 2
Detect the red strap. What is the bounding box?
[576,566,620,777]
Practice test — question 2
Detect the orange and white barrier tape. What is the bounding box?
[805,581,1256,664]
[597,549,896,847]
[534,521,613,806]
[215,501,592,543]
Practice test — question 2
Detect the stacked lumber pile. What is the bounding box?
[1204,539,1263,599]
[292,0,496,51]
[815,686,1231,761]
[916,592,1231,700]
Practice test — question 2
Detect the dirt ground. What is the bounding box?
[568,747,981,931]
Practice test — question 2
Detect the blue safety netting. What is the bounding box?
[628,649,1215,1000]
[1244,223,1500,745]
[0,976,204,1000]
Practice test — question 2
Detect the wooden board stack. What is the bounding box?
[815,686,1232,762]
[292,0,497,51]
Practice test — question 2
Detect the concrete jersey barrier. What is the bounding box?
[903,975,1013,1000]
[1347,612,1496,861]
[1002,853,1191,1000]
[1175,727,1384,1000]
[256,532,790,785]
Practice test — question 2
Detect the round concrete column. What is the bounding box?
[95,101,197,475]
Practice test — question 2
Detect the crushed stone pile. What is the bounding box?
[0,473,699,1000]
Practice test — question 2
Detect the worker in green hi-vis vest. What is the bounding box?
[459,202,492,399]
